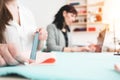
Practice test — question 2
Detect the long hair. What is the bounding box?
[0,0,13,43]
[53,5,77,31]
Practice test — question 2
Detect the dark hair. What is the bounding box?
[0,0,13,43]
[53,5,77,31]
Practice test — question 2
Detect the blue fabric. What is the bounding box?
[0,52,120,80]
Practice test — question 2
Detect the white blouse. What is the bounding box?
[4,1,37,52]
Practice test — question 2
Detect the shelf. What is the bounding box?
[73,2,104,8]
[74,5,87,8]
[67,0,106,32]
[88,12,103,15]
[72,22,87,25]
[87,22,104,24]
[88,1,104,7]
[78,13,87,16]
[72,22,107,25]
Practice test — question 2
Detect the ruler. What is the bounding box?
[30,32,39,60]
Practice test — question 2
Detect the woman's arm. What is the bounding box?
[0,43,33,66]
[46,24,64,51]
[63,46,96,52]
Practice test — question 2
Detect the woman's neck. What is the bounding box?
[5,0,21,25]
[62,28,66,32]
[5,0,18,6]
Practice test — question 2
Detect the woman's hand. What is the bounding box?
[36,28,48,41]
[71,46,92,52]
[35,28,48,50]
[88,44,97,52]
[114,64,120,72]
[78,46,93,52]
[0,44,34,66]
[88,44,102,52]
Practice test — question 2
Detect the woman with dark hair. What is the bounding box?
[0,0,47,66]
[46,5,95,52]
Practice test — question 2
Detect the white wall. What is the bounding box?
[20,0,98,46]
[21,0,66,28]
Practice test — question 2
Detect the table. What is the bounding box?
[0,52,120,80]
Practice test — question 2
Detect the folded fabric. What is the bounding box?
[0,53,120,80]
[35,52,56,64]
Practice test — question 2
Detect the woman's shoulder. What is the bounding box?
[47,24,56,27]
[47,24,57,29]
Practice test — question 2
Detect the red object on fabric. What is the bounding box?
[41,58,56,63]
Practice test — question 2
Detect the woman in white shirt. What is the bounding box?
[0,0,47,66]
